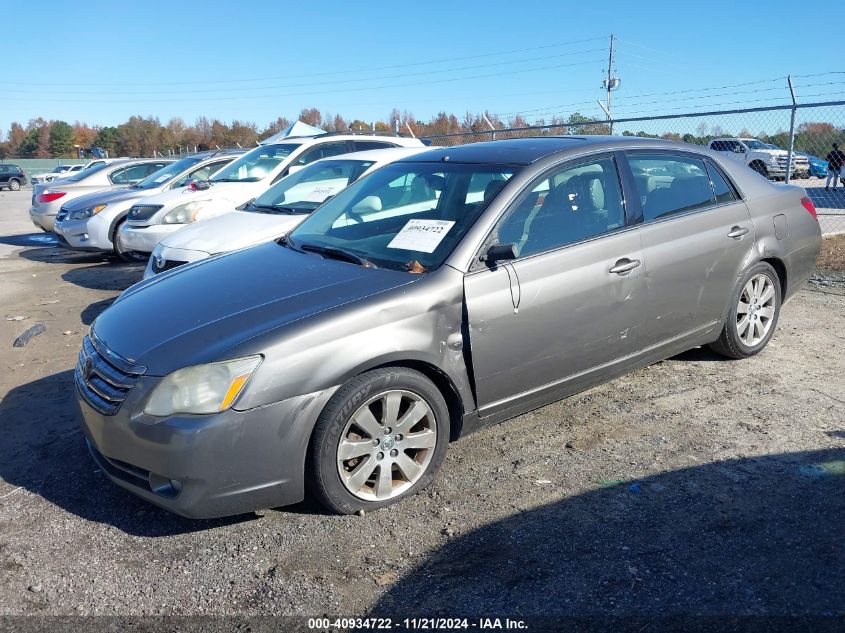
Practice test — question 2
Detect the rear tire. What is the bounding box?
[112,218,146,263]
[307,367,450,514]
[8,179,20,191]
[709,262,781,359]
[749,161,768,179]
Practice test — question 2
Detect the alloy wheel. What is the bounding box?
[336,389,437,501]
[736,273,776,347]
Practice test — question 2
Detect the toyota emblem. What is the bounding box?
[155,254,166,269]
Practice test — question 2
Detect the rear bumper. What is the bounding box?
[29,208,55,231]
[76,377,335,519]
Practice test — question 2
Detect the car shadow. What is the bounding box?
[668,346,726,363]
[0,370,257,536]
[80,298,117,325]
[371,447,845,620]
[61,263,144,292]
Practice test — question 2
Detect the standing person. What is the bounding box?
[825,143,845,191]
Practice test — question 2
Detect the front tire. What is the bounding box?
[710,262,781,359]
[8,179,20,191]
[307,367,450,514]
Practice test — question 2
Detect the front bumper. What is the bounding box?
[119,223,182,254]
[29,208,56,231]
[54,217,108,251]
[76,377,334,519]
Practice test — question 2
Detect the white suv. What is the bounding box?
[117,132,424,257]
[30,164,86,185]
[143,147,428,278]
[707,138,808,180]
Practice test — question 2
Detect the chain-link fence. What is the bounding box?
[422,100,845,236]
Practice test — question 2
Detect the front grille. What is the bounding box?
[75,334,144,415]
[151,258,186,274]
[128,204,163,222]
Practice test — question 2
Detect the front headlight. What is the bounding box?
[162,200,209,224]
[144,355,262,416]
[769,155,781,164]
[69,203,107,220]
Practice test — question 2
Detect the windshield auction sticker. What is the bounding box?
[387,219,455,253]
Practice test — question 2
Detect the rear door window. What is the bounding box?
[293,142,350,167]
[705,162,738,204]
[627,153,715,222]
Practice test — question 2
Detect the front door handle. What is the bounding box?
[609,258,641,275]
[727,226,749,239]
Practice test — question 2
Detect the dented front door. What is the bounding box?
[463,229,645,417]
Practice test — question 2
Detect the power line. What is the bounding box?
[2,35,611,88]
[1,48,608,97]
[0,58,607,104]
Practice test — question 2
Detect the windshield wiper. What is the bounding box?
[299,243,376,268]
[211,178,240,183]
[250,204,281,214]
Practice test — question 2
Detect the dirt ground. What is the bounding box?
[0,188,843,621]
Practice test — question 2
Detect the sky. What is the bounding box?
[1,0,841,136]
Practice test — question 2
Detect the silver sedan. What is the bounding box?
[75,136,821,518]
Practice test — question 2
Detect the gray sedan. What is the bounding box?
[74,136,821,518]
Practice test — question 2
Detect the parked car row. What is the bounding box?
[21,129,821,519]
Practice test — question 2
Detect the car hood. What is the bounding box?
[159,210,307,254]
[137,181,256,210]
[93,241,416,375]
[61,186,142,211]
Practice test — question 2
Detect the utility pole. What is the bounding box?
[600,34,621,133]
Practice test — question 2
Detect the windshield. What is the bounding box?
[211,143,301,183]
[742,140,770,150]
[250,159,375,214]
[287,162,518,272]
[134,156,202,190]
[64,162,111,182]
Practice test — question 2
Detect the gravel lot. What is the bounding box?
[0,187,843,620]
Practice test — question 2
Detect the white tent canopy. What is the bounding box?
[259,120,325,145]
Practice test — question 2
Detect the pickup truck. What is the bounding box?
[707,138,808,180]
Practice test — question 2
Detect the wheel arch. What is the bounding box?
[345,357,468,442]
[108,209,132,244]
[371,359,466,442]
[760,256,787,298]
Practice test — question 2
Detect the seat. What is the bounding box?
[482,178,507,205]
[644,175,712,220]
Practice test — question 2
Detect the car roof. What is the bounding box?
[311,146,429,164]
[264,134,423,149]
[397,136,707,165]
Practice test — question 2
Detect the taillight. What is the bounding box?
[37,191,66,204]
[800,196,817,220]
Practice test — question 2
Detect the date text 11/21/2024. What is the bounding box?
[307,617,528,630]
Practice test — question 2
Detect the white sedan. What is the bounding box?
[142,147,429,278]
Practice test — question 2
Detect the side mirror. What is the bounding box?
[482,243,517,264]
[735,146,746,154]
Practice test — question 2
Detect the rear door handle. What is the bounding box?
[727,226,749,239]
[609,258,641,275]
